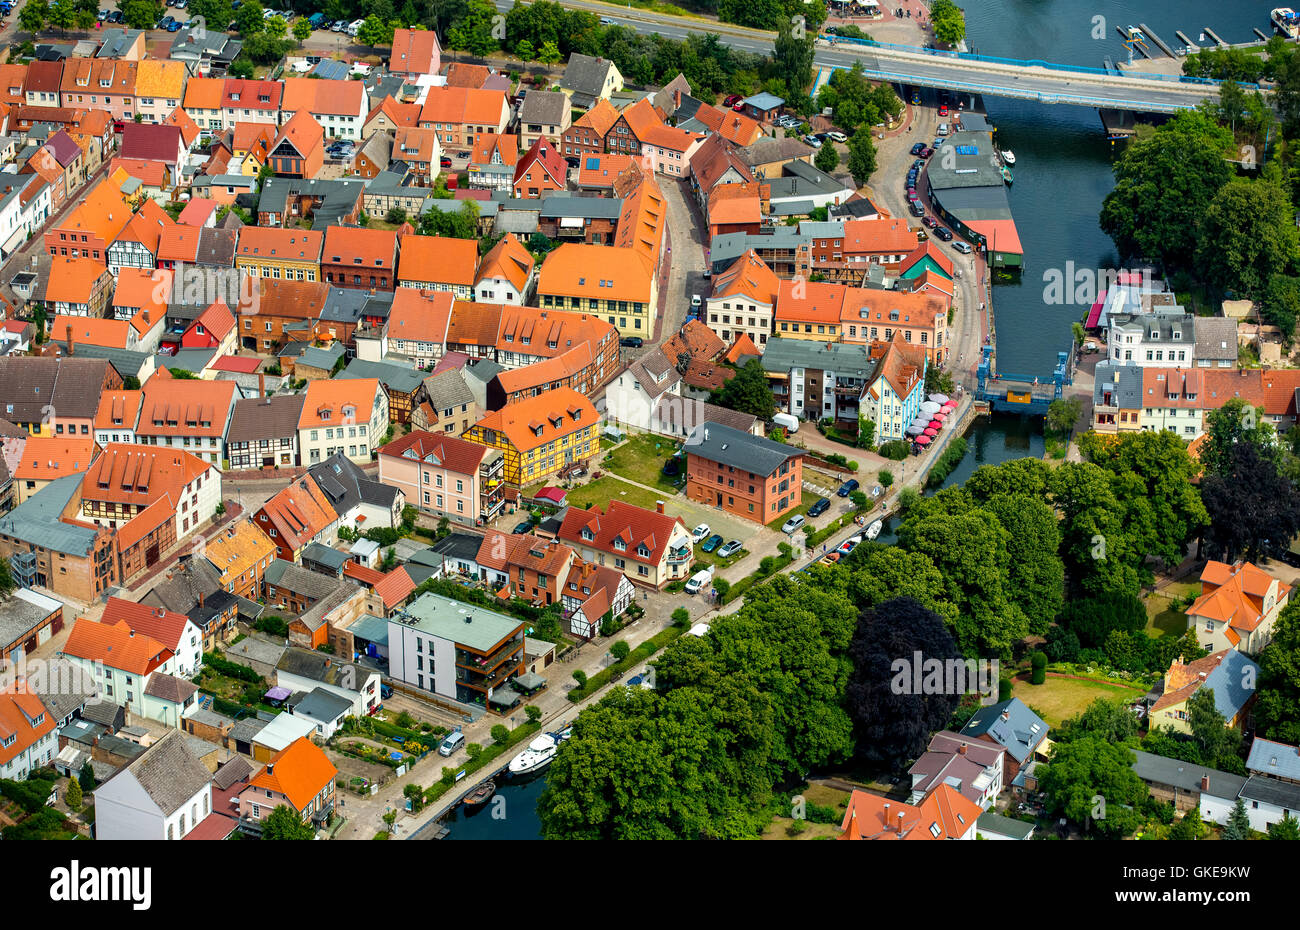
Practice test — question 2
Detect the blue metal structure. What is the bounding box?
[975,346,1072,415]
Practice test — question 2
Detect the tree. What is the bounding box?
[227,59,255,79]
[671,607,690,626]
[845,596,962,769]
[77,760,96,793]
[772,16,814,99]
[385,207,407,225]
[1256,600,1300,744]
[610,641,630,661]
[64,777,82,811]
[418,200,479,239]
[1199,397,1277,478]
[1187,687,1238,768]
[261,804,315,840]
[1223,797,1252,840]
[1039,737,1146,836]
[514,39,535,61]
[1045,396,1081,436]
[814,141,840,174]
[710,358,776,418]
[188,0,233,33]
[846,128,877,187]
[357,14,395,48]
[46,0,75,32]
[537,40,562,64]
[1030,650,1047,684]
[1100,111,1233,271]
[929,0,965,46]
[402,782,424,811]
[1170,807,1204,840]
[265,13,287,38]
[19,0,49,33]
[1196,175,1300,298]
[572,669,588,688]
[235,0,265,36]
[1270,811,1300,839]
[490,724,509,744]
[293,17,312,44]
[1057,591,1147,647]
[1262,273,1300,345]
[1202,441,1300,563]
[1053,698,1138,746]
[924,366,954,396]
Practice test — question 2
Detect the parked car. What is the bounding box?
[167,20,183,30]
[837,478,860,497]
[922,215,939,229]
[910,91,921,105]
[910,142,926,156]
[684,568,713,595]
[803,134,822,148]
[109,9,123,21]
[953,240,972,254]
[700,533,724,552]
[691,523,710,543]
[718,540,743,558]
[909,201,925,217]
[440,155,453,168]
[691,294,702,310]
[934,227,953,241]
[808,497,830,518]
[174,0,188,8]
[512,520,533,534]
[938,103,949,117]
[919,146,933,157]
[827,131,847,143]
[724,93,742,107]
[781,514,806,534]
[932,138,944,148]
[380,684,393,699]
[600,16,616,24]
[916,229,929,241]
[438,730,465,756]
[937,122,950,136]
[619,336,643,348]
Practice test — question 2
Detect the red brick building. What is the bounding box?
[685,422,803,524]
[321,226,398,291]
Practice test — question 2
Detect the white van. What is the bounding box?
[346,18,365,36]
[684,568,713,595]
[772,412,800,434]
[438,729,465,756]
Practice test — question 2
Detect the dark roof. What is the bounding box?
[195,227,238,267]
[685,422,801,476]
[80,700,124,728]
[98,731,210,816]
[561,54,617,101]
[429,531,486,563]
[263,559,344,601]
[307,452,399,515]
[226,393,306,444]
[275,646,368,691]
[1240,774,1300,809]
[1131,750,1248,798]
[213,754,254,790]
[517,89,569,126]
[301,542,350,572]
[0,357,111,422]
[293,686,353,722]
[959,698,1048,764]
[142,672,199,704]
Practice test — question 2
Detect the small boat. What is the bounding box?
[508,733,558,775]
[463,780,496,807]
[1000,149,1015,165]
[1000,165,1014,184]
[1274,7,1300,38]
[553,725,573,742]
[865,520,883,541]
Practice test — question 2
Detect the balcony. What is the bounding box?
[666,545,691,565]
[455,638,523,676]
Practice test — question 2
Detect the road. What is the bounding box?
[488,0,1220,113]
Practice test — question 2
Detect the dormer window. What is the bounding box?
[613,538,626,551]
[581,529,593,541]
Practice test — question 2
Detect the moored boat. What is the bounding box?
[1000,149,1015,165]
[865,520,883,541]
[508,733,558,775]
[1274,7,1300,38]
[1000,165,1014,184]
[464,780,496,807]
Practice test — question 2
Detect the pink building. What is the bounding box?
[377,430,504,527]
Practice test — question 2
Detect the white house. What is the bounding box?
[0,691,58,782]
[297,378,389,467]
[1108,310,1195,368]
[275,647,381,718]
[94,731,216,840]
[289,687,353,740]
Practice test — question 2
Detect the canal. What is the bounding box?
[965,0,1278,377]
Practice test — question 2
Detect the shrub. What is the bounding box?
[610,641,631,661]
[573,670,588,688]
[671,607,690,626]
[490,724,510,745]
[1030,650,1047,685]
[878,439,910,460]
[712,578,731,600]
[525,705,542,723]
[998,678,1013,701]
[759,555,778,575]
[466,743,483,760]
[878,470,895,488]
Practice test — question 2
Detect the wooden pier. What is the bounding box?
[1203,26,1228,48]
[1175,30,1199,52]
[1138,23,1176,58]
[1254,27,1271,41]
[1115,25,1152,59]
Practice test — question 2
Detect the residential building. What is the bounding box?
[93,731,216,840]
[202,520,277,601]
[396,235,477,297]
[958,698,1050,785]
[706,249,779,347]
[378,430,504,526]
[0,474,119,603]
[1131,749,1247,817]
[388,28,442,78]
[467,131,519,192]
[237,736,337,829]
[101,596,203,679]
[13,437,99,504]
[1186,560,1291,655]
[79,443,221,552]
[761,337,873,425]
[1108,310,1195,368]
[1247,737,1300,784]
[391,126,440,184]
[461,388,598,486]
[557,500,693,589]
[474,234,534,305]
[387,591,526,708]
[279,77,367,142]
[43,257,112,317]
[838,784,982,840]
[907,731,1005,809]
[297,378,389,467]
[267,110,324,179]
[60,616,178,715]
[536,242,656,338]
[0,689,57,781]
[474,530,576,606]
[840,287,949,366]
[417,86,510,151]
[321,226,397,291]
[860,336,929,442]
[226,393,305,470]
[512,137,566,199]
[560,55,624,110]
[0,589,64,670]
[412,367,480,435]
[275,647,380,717]
[0,356,121,436]
[685,422,803,524]
[253,476,339,562]
[129,376,237,467]
[562,99,618,158]
[517,89,571,150]
[235,226,323,282]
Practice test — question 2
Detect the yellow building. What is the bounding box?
[535,243,657,338]
[235,227,324,282]
[201,520,278,600]
[1148,650,1258,735]
[461,387,598,486]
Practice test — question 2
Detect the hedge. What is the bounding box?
[202,652,262,684]
[568,626,685,702]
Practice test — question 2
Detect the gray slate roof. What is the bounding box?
[1193,316,1237,361]
[538,195,623,221]
[760,337,874,382]
[98,731,211,817]
[1093,360,1144,409]
[1240,774,1300,810]
[308,452,399,515]
[1247,737,1300,782]
[518,89,569,126]
[562,54,618,102]
[1131,750,1247,799]
[293,686,353,723]
[343,357,423,394]
[0,474,100,556]
[276,646,368,691]
[959,698,1048,764]
[226,393,306,444]
[422,369,476,411]
[265,559,347,601]
[684,422,800,477]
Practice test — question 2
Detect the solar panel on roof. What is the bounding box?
[954,145,977,155]
[584,157,599,169]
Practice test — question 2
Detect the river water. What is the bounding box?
[441,0,1277,840]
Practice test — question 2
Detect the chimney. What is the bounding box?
[1201,774,1210,791]
[267,763,274,775]
[259,372,266,399]
[142,308,150,325]
[958,742,967,755]
[198,591,204,608]
[65,324,73,355]
[656,500,664,514]
[1000,710,1010,722]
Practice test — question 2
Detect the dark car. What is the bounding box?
[619,336,643,348]
[512,520,533,534]
[922,215,939,228]
[723,93,742,107]
[910,142,926,156]
[565,156,580,168]
[919,146,933,158]
[700,533,724,552]
[934,227,953,241]
[110,10,124,21]
[837,478,860,498]
[808,497,830,518]
[167,20,183,30]
[380,684,393,699]
[909,201,925,217]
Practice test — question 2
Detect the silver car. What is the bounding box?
[717,540,743,558]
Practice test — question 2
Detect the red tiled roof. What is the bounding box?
[378,430,489,475]
[557,499,688,566]
[63,618,173,676]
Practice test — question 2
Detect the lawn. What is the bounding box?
[1145,581,1197,638]
[1011,673,1146,727]
[761,783,852,840]
[601,434,683,495]
[563,476,668,513]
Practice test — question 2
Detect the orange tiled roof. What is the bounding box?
[476,530,574,577]
[396,234,477,287]
[94,389,144,430]
[492,304,615,359]
[446,300,505,348]
[576,152,633,189]
[470,387,596,454]
[55,173,135,243]
[1151,650,1237,714]
[725,332,760,364]
[1188,560,1291,635]
[237,226,324,264]
[573,98,620,138]
[203,520,276,584]
[135,60,186,101]
[444,63,491,89]
[63,617,173,676]
[50,314,135,350]
[373,568,416,609]
[476,234,533,292]
[323,225,397,270]
[839,217,918,256]
[109,157,168,188]
[693,102,763,146]
[112,267,170,317]
[163,105,201,148]
[256,476,338,551]
[418,86,507,129]
[387,288,455,344]
[183,76,225,111]
[247,736,337,811]
[537,242,653,303]
[712,249,779,306]
[390,27,442,75]
[101,597,191,651]
[45,257,108,305]
[838,784,980,840]
[80,443,211,508]
[840,287,946,332]
[557,500,687,565]
[0,690,55,768]
[270,109,323,159]
[298,378,382,430]
[280,77,365,118]
[14,436,97,482]
[137,377,236,438]
[707,181,762,226]
[776,278,846,326]
[365,96,422,130]
[469,132,519,169]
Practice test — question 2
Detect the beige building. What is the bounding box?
[377,430,505,527]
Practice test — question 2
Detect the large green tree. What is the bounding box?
[1255,599,1300,744]
[1099,111,1233,271]
[446,0,499,56]
[261,804,316,840]
[846,128,877,187]
[772,16,814,99]
[709,358,776,419]
[1039,737,1147,837]
[235,0,265,36]
[1196,174,1300,298]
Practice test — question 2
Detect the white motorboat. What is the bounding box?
[508,733,557,775]
[865,520,883,541]
[1274,7,1300,38]
[1000,149,1015,165]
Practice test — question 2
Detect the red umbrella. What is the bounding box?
[915,435,932,445]
[934,411,949,421]
[928,419,943,430]
[924,427,938,437]
[941,402,956,413]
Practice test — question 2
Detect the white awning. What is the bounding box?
[559,217,584,229]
